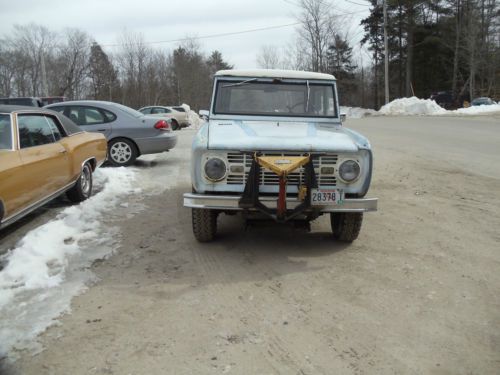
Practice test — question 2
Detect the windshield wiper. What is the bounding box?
[306,80,310,112]
[222,78,258,88]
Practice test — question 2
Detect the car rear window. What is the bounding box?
[172,107,186,112]
[0,114,12,149]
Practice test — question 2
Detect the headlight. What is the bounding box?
[204,157,227,181]
[338,160,360,183]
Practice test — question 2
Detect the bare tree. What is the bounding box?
[115,30,153,108]
[282,38,310,70]
[9,23,56,96]
[0,42,16,96]
[296,0,338,72]
[256,45,282,69]
[50,29,92,98]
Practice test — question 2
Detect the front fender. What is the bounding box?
[191,123,209,192]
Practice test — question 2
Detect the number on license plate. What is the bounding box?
[311,189,343,205]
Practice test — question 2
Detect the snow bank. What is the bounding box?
[0,167,137,359]
[453,103,500,115]
[341,97,500,118]
[379,97,447,116]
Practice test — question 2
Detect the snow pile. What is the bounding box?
[379,96,447,116]
[453,103,500,115]
[0,167,138,359]
[181,103,202,128]
[375,96,500,117]
[340,106,377,119]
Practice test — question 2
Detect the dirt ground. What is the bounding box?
[2,115,500,374]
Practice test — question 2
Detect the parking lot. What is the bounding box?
[2,114,500,374]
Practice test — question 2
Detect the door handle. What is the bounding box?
[97,129,106,132]
[59,149,67,154]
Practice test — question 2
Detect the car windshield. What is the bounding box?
[110,103,143,118]
[472,98,490,105]
[213,80,337,118]
[0,114,12,149]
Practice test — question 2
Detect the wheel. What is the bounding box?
[67,162,93,203]
[108,138,138,166]
[171,119,180,131]
[192,208,218,242]
[330,212,363,242]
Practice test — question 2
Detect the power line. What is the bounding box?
[101,22,301,47]
[344,0,371,6]
[99,4,370,49]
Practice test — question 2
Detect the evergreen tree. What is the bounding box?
[89,42,117,100]
[361,1,384,108]
[206,50,233,77]
[326,34,357,104]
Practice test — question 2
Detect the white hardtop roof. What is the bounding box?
[215,69,336,81]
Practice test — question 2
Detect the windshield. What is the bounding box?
[213,80,337,118]
[472,98,491,105]
[0,114,12,149]
[110,103,143,118]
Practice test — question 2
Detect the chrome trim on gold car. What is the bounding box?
[0,179,78,229]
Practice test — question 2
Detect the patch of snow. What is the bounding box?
[379,97,447,116]
[340,106,377,119]
[452,103,500,115]
[0,167,137,360]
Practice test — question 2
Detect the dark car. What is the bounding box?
[430,91,456,110]
[0,97,43,107]
[41,96,66,106]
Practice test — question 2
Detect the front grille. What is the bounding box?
[226,152,337,186]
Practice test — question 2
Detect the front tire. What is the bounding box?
[171,119,180,131]
[108,138,138,166]
[67,162,93,203]
[192,208,218,242]
[330,212,363,242]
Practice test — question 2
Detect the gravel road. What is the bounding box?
[2,115,500,375]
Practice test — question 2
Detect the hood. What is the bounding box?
[208,120,362,152]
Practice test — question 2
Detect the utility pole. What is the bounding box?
[41,51,48,97]
[383,0,389,104]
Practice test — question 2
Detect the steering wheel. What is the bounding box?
[286,101,317,113]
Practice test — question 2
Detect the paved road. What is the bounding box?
[3,115,500,374]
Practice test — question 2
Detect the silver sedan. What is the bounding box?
[45,100,177,166]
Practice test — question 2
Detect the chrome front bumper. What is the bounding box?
[183,193,378,213]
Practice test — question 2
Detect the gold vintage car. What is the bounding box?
[0,105,107,229]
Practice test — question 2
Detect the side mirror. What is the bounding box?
[199,110,209,121]
[340,113,347,122]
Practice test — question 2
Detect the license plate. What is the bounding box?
[311,188,344,205]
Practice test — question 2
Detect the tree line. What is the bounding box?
[361,0,499,109]
[0,24,232,111]
[1,0,499,111]
[256,0,499,109]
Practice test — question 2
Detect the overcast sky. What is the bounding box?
[0,0,371,69]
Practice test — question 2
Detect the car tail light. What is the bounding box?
[154,120,170,131]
